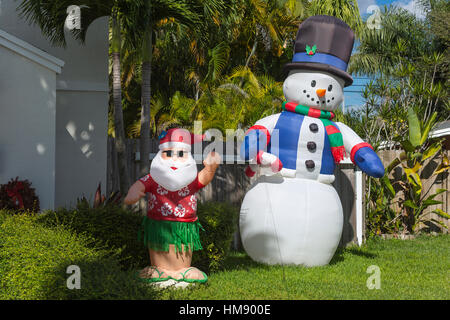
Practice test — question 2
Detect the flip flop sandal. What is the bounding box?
[177,267,208,284]
[136,266,171,283]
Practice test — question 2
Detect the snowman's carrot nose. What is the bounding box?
[316,89,326,97]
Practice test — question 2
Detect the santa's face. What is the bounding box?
[150,147,197,192]
[283,70,345,111]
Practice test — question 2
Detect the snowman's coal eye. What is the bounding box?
[328,85,333,91]
[311,80,316,87]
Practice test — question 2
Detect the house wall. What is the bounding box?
[55,90,108,208]
[0,2,109,209]
[0,45,56,210]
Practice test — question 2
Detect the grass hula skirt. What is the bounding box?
[138,216,204,253]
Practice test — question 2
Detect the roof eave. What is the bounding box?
[0,29,65,74]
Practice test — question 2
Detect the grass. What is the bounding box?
[1,210,448,299]
[156,234,450,300]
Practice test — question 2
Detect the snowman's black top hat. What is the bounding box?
[284,15,355,87]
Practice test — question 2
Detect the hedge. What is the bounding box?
[0,211,156,299]
[37,201,239,273]
[0,200,238,299]
[194,201,239,272]
[36,203,148,270]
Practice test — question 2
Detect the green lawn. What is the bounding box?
[1,210,448,299]
[156,235,450,300]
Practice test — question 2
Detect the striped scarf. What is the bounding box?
[282,101,346,163]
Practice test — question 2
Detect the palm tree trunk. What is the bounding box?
[240,28,259,87]
[245,38,258,68]
[140,26,153,177]
[112,11,130,194]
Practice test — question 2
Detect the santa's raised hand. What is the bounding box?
[199,151,221,185]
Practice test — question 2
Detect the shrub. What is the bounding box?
[366,108,449,235]
[37,203,148,270]
[0,177,40,212]
[193,201,239,272]
[0,212,157,299]
[37,200,238,273]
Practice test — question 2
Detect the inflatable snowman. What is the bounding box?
[239,15,385,267]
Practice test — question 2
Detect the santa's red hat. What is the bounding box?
[158,128,204,151]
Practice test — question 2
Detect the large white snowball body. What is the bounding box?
[240,175,343,266]
[283,70,345,111]
[239,70,347,266]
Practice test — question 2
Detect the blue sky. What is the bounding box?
[343,0,426,111]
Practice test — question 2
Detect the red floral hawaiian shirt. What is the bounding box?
[138,174,205,222]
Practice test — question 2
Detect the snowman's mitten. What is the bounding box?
[351,144,384,178]
[240,128,269,161]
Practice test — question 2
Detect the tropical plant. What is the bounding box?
[122,0,202,176]
[347,53,448,147]
[0,177,40,212]
[346,3,449,237]
[116,0,367,142]
[349,1,449,121]
[238,0,305,74]
[75,182,123,209]
[307,0,363,34]
[111,4,131,193]
[349,5,430,76]
[17,0,111,47]
[156,67,284,135]
[367,107,449,235]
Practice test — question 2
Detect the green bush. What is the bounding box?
[36,203,148,270]
[0,177,40,212]
[193,201,239,272]
[38,201,239,273]
[0,212,157,299]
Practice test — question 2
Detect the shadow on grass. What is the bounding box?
[217,240,381,278]
[222,246,378,271]
[220,251,271,272]
[40,259,162,300]
[329,246,377,265]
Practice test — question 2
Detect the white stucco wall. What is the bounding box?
[55,90,109,208]
[0,1,109,209]
[0,44,57,210]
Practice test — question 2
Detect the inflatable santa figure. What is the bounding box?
[125,128,220,286]
[240,15,385,267]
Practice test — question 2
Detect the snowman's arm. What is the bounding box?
[335,122,385,178]
[240,114,279,161]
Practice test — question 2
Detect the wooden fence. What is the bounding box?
[107,138,449,248]
[378,149,450,232]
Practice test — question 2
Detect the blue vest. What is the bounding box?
[267,111,336,175]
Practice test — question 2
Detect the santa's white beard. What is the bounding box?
[150,151,198,192]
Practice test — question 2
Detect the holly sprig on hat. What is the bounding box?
[306,44,317,56]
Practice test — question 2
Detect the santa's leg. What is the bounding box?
[149,245,207,282]
[137,218,207,284]
[149,245,192,271]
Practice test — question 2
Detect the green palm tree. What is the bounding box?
[17,0,112,46]
[237,0,306,85]
[123,0,201,176]
[111,5,131,193]
[306,0,363,35]
[348,6,430,76]
[119,0,233,176]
